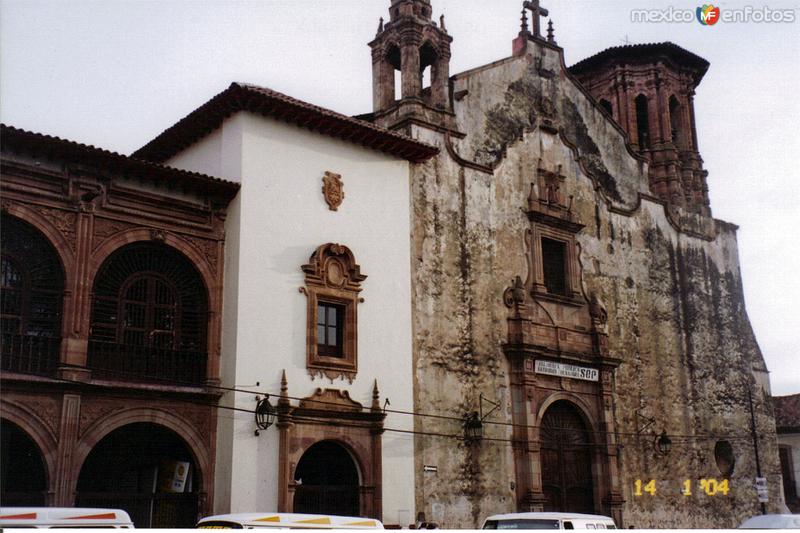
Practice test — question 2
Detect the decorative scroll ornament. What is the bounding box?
[322,171,345,211]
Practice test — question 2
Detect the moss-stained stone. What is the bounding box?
[407,37,780,528]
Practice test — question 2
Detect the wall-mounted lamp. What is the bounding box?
[463,411,483,443]
[655,430,672,455]
[635,410,671,456]
[463,394,502,444]
[255,395,276,436]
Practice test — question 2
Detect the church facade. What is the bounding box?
[365,0,781,528]
[1,0,784,529]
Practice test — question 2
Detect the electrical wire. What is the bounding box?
[1,361,775,446]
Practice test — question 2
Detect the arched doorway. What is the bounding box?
[540,401,595,513]
[76,423,199,528]
[0,419,48,505]
[293,441,360,517]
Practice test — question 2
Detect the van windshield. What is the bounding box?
[197,521,244,528]
[483,519,560,529]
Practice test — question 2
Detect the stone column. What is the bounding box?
[431,51,450,110]
[60,198,94,381]
[53,393,81,506]
[373,48,396,112]
[400,36,422,99]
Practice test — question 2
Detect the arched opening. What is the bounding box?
[88,242,208,384]
[714,440,735,478]
[540,400,594,513]
[385,44,401,103]
[76,422,199,528]
[599,98,613,117]
[0,419,48,505]
[0,214,64,375]
[419,41,438,103]
[293,440,360,517]
[669,95,682,147]
[634,94,651,150]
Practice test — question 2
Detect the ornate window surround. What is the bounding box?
[300,243,366,381]
[526,160,584,306]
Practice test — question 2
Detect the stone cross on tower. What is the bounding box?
[523,0,549,39]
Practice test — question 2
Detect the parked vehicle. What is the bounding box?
[0,507,134,528]
[197,512,384,529]
[739,514,800,529]
[482,512,617,530]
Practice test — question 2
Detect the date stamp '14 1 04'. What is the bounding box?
[634,479,730,497]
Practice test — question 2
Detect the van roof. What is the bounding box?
[0,507,133,525]
[197,512,384,529]
[484,512,616,521]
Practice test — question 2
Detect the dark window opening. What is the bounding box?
[635,94,650,150]
[0,215,64,338]
[542,238,568,296]
[599,99,613,117]
[714,440,735,478]
[1,215,64,375]
[387,45,401,102]
[317,302,345,358]
[88,242,207,384]
[669,95,682,146]
[780,446,798,511]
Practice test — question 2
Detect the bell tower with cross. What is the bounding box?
[368,0,459,135]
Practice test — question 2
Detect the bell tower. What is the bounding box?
[570,43,711,216]
[369,0,458,135]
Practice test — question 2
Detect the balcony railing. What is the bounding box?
[88,339,207,385]
[0,333,60,376]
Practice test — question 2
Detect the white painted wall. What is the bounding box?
[167,112,415,525]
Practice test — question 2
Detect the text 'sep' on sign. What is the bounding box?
[534,360,599,382]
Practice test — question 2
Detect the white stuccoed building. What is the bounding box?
[134,82,438,527]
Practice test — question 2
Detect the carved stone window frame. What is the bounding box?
[301,244,366,381]
[530,224,581,304]
[525,160,585,306]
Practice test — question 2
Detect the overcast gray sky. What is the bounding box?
[2,0,798,394]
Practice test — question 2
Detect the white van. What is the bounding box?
[482,512,617,530]
[0,507,134,528]
[197,512,384,529]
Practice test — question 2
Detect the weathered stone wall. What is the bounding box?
[408,37,780,528]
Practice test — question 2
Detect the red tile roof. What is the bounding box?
[1,124,240,200]
[569,42,710,85]
[774,393,800,432]
[133,82,439,163]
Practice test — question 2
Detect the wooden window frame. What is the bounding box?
[530,225,581,305]
[301,244,366,382]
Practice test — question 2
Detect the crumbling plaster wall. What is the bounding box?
[408,39,780,528]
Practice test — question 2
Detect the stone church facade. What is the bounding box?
[1,0,783,529]
[367,0,781,528]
